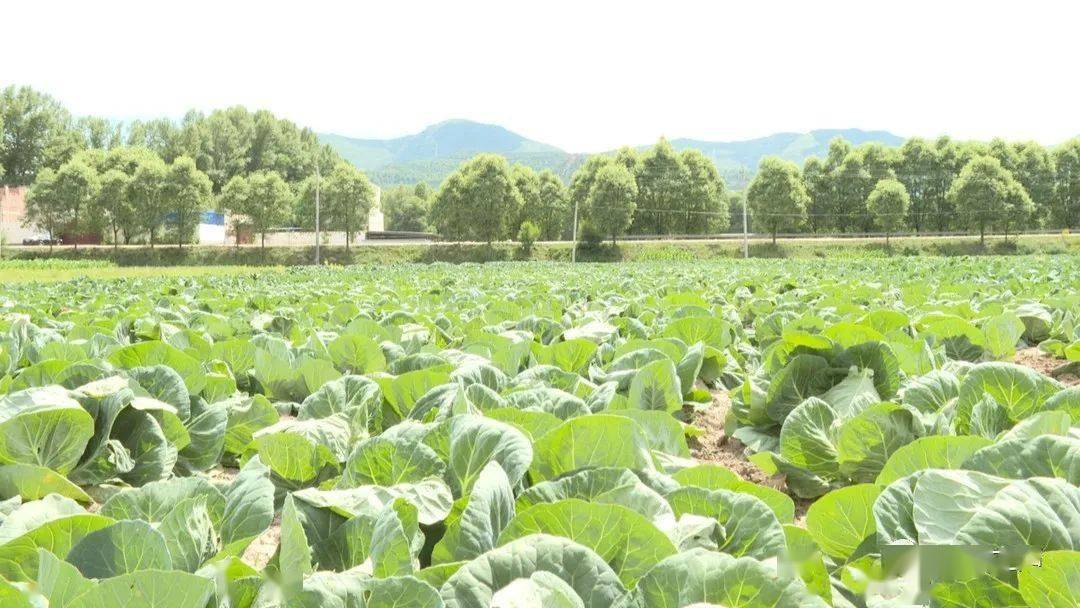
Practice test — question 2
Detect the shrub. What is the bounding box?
[517,221,541,256]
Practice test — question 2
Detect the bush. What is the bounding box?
[517,221,540,255]
[577,220,604,250]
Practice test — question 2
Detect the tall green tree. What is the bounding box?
[323,163,376,249]
[127,156,170,247]
[430,154,521,243]
[509,165,569,240]
[101,146,162,243]
[23,168,64,250]
[585,163,637,244]
[0,86,72,185]
[219,174,252,246]
[568,156,611,220]
[125,118,183,163]
[164,156,213,248]
[801,157,831,233]
[947,156,1027,244]
[381,184,431,232]
[534,170,569,239]
[865,179,910,244]
[97,169,132,249]
[746,157,809,244]
[510,164,541,234]
[242,171,293,249]
[678,149,728,233]
[53,158,100,250]
[927,137,962,231]
[1053,139,1080,229]
[897,138,935,233]
[633,138,685,235]
[833,153,874,232]
[1010,142,1055,227]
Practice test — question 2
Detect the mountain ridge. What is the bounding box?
[320,120,904,188]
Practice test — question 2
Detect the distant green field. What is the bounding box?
[1,232,1075,271]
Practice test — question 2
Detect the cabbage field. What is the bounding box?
[0,256,1077,607]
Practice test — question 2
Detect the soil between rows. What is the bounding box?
[690,389,812,525]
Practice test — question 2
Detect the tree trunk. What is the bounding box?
[113,228,119,251]
[772,230,777,245]
[886,231,890,246]
[980,224,985,245]
[261,232,265,250]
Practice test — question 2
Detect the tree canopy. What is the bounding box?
[746,157,810,243]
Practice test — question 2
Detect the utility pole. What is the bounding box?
[570,198,579,263]
[314,163,321,265]
[742,198,749,258]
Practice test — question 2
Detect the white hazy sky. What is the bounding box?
[4,0,1078,152]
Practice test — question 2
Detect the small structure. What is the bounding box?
[0,186,38,244]
[198,211,228,245]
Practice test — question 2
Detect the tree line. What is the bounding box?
[382,134,1079,245]
[5,84,1079,248]
[2,86,376,248]
[380,139,730,244]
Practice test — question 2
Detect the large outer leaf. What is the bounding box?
[36,548,93,608]
[366,576,444,608]
[628,359,682,413]
[439,534,628,608]
[836,402,918,483]
[875,435,992,485]
[806,484,880,561]
[69,376,134,485]
[157,497,219,572]
[328,333,387,374]
[65,520,172,578]
[900,369,959,414]
[294,478,453,526]
[176,399,227,473]
[252,414,352,483]
[220,456,275,546]
[531,415,654,482]
[221,393,278,456]
[0,463,91,503]
[929,574,1026,608]
[0,386,94,474]
[497,499,676,587]
[953,362,1062,433]
[876,470,1080,550]
[765,355,832,423]
[520,467,675,533]
[964,434,1079,484]
[1018,550,1080,608]
[446,415,532,494]
[107,341,206,395]
[64,570,215,608]
[298,374,382,425]
[340,435,445,488]
[0,496,114,582]
[671,464,795,524]
[434,461,514,564]
[100,476,225,524]
[778,397,838,479]
[534,339,597,375]
[630,548,829,608]
[665,487,786,559]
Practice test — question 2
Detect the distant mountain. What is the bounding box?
[320,121,904,189]
[320,120,581,187]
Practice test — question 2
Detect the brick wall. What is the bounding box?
[0,185,39,243]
